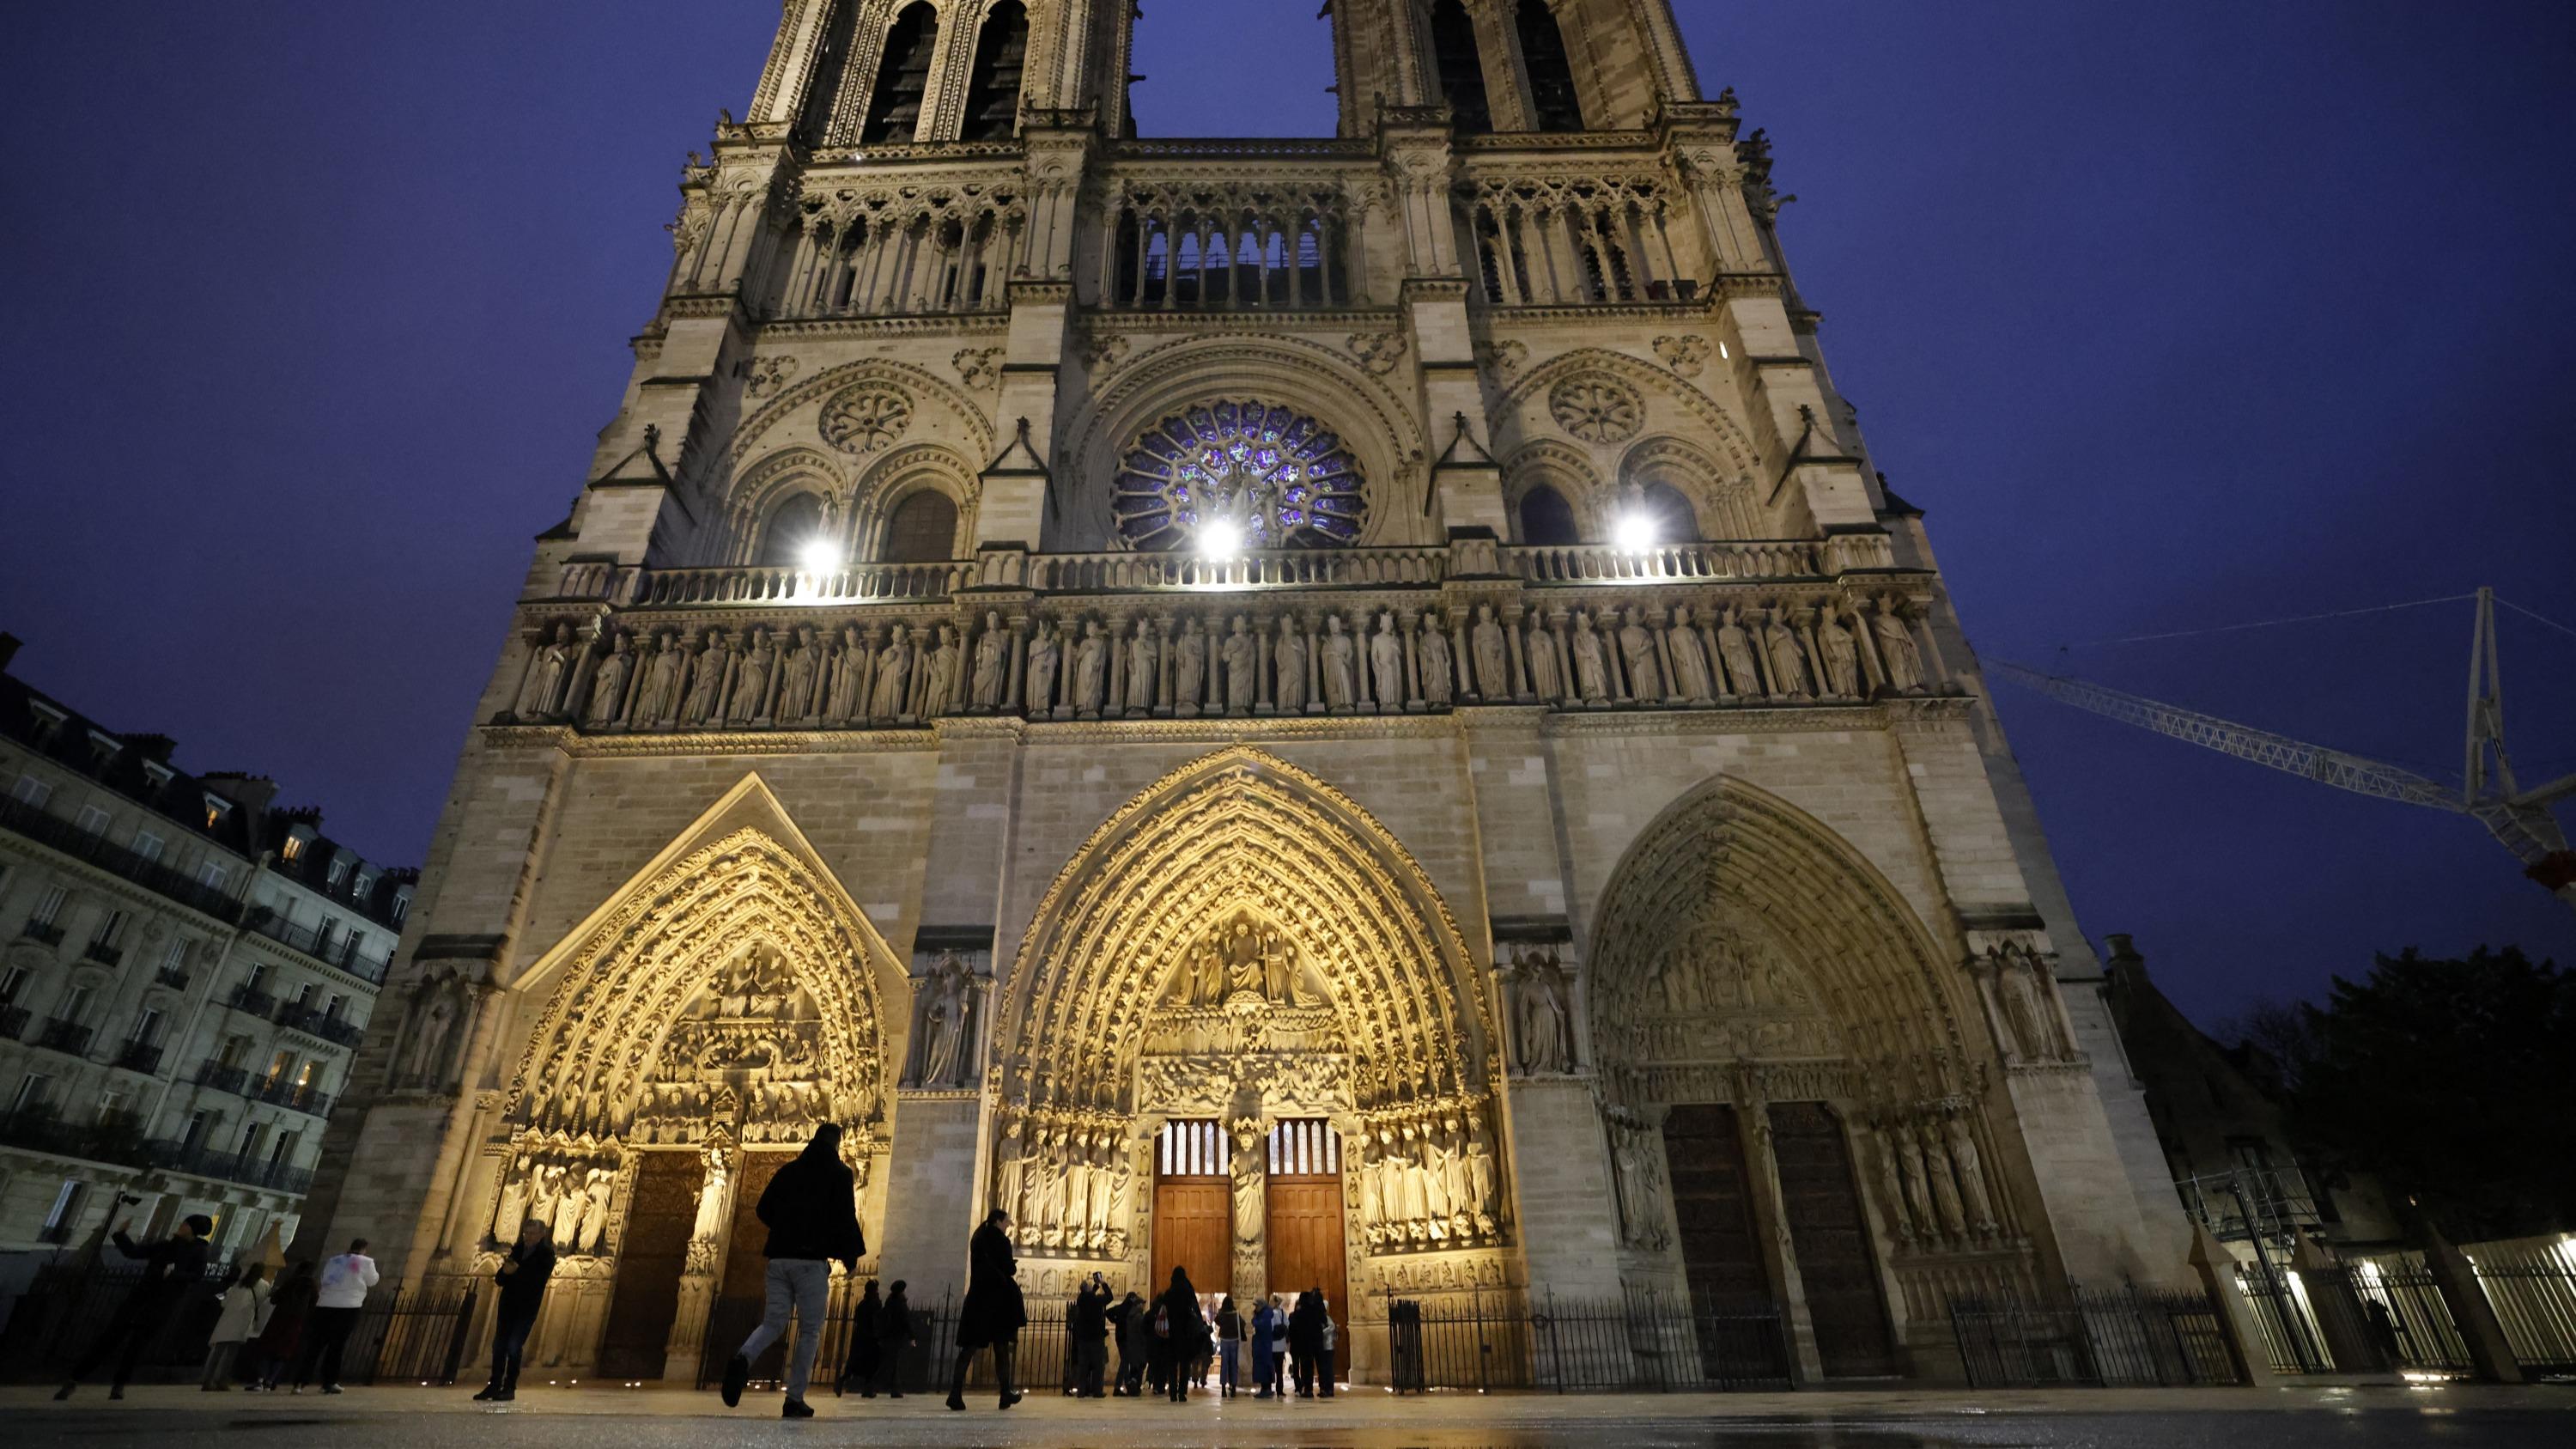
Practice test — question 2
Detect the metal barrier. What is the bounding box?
[694,1288,1070,1396]
[1383,1290,1791,1393]
[1950,1285,2242,1388]
[0,1265,477,1386]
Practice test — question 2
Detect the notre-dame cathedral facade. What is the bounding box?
[307,0,2190,1384]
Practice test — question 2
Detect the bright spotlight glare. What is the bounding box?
[1611,512,1657,552]
[1199,519,1243,559]
[798,538,844,574]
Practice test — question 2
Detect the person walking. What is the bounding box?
[874,1279,915,1397]
[246,1261,317,1391]
[1110,1289,1147,1396]
[1288,1288,1323,1397]
[720,1123,865,1420]
[55,1212,216,1400]
[837,1279,882,1396]
[202,1263,270,1391]
[946,1208,1025,1410]
[473,1218,556,1402]
[1070,1275,1109,1398]
[1155,1267,1208,1402]
[1248,1294,1277,1399]
[1313,1290,1337,1398]
[1215,1294,1243,1397]
[291,1238,379,1394]
[1265,1293,1290,1398]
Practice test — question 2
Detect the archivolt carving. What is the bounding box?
[499,825,897,1143]
[820,386,914,454]
[1494,346,1759,484]
[726,446,851,548]
[727,358,995,471]
[1499,438,1601,526]
[854,441,981,540]
[1588,776,1975,1111]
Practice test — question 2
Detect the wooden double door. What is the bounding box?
[1662,1101,1896,1379]
[598,1149,704,1379]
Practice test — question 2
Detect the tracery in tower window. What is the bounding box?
[960,1,1030,142]
[861,3,939,146]
[1114,402,1366,551]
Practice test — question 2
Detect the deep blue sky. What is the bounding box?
[3,3,2569,1030]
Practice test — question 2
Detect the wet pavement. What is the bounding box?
[11,1383,2573,1446]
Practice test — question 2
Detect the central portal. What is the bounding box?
[1152,1120,1232,1298]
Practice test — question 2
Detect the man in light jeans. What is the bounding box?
[721,1124,864,1419]
[295,1239,379,1394]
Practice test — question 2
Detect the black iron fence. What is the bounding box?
[1384,1290,1792,1393]
[693,1288,1071,1396]
[1950,1285,2242,1388]
[0,1264,477,1386]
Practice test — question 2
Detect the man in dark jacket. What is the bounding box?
[836,1279,881,1396]
[56,1213,216,1399]
[1069,1274,1109,1397]
[1288,1289,1325,1397]
[721,1124,864,1419]
[1109,1289,1146,1396]
[946,1208,1025,1411]
[473,1217,557,1401]
[874,1279,914,1397]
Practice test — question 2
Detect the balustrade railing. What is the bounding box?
[1506,539,1824,584]
[1026,547,1449,593]
[769,180,1024,320]
[631,561,973,608]
[1099,168,1368,311]
[243,910,391,983]
[0,793,243,922]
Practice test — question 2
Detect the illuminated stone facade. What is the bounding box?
[305,0,2191,1383]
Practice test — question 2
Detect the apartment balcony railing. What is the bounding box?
[0,1110,145,1167]
[275,1002,363,1050]
[228,985,278,1020]
[113,1041,164,1075]
[0,1003,28,1040]
[81,941,124,968]
[194,1062,251,1096]
[248,1076,334,1118]
[314,1014,367,1050]
[154,965,192,992]
[142,1139,316,1195]
[0,793,244,922]
[33,1018,94,1057]
[19,919,65,947]
[243,910,391,984]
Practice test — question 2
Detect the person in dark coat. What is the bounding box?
[838,1279,883,1396]
[947,1208,1025,1411]
[473,1217,556,1401]
[1156,1267,1210,1402]
[1069,1275,1110,1397]
[56,1214,216,1400]
[246,1261,317,1391]
[1110,1289,1147,1396]
[1288,1289,1326,1397]
[874,1279,915,1397]
[720,1123,865,1420]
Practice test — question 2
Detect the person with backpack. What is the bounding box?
[1154,1266,1208,1402]
[56,1213,216,1400]
[473,1217,556,1402]
[719,1123,865,1420]
[947,1208,1025,1411]
[1265,1293,1290,1397]
[202,1263,270,1391]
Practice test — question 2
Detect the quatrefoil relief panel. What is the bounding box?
[1549,377,1643,446]
[819,387,913,454]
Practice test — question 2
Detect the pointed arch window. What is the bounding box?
[1516,0,1585,131]
[1430,0,1492,135]
[960,1,1030,142]
[862,3,939,146]
[1637,481,1698,543]
[881,490,958,563]
[795,0,861,146]
[1517,484,1578,546]
[756,493,831,568]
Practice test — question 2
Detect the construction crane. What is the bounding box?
[1994,588,2576,912]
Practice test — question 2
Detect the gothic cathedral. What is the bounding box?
[311,0,2190,1384]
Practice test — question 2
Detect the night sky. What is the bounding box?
[3,3,2569,1031]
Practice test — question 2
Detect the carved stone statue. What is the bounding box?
[872,625,914,719]
[1418,612,1454,706]
[1512,949,1573,1074]
[1369,611,1405,707]
[692,1148,732,1241]
[1231,1135,1263,1246]
[1470,604,1510,699]
[727,627,775,724]
[1273,617,1308,711]
[775,625,821,721]
[493,1155,532,1243]
[1609,1113,1668,1251]
[1874,596,1927,694]
[401,987,458,1089]
[1127,618,1161,713]
[919,956,970,1087]
[1571,612,1609,703]
[1526,621,1562,700]
[1945,1111,1997,1234]
[1072,620,1109,714]
[639,630,688,727]
[1816,609,1862,698]
[1871,1126,1914,1240]
[1922,1120,1967,1239]
[1619,608,1665,701]
[920,624,962,717]
[1024,620,1060,714]
[1174,617,1206,709]
[1667,605,1715,703]
[1222,616,1257,712]
[579,1167,616,1253]
[1897,1124,1934,1233]
[970,612,1009,709]
[1716,607,1762,698]
[1320,615,1356,708]
[1760,611,1811,700]
[1997,945,2067,1061]
[550,1168,586,1245]
[583,630,635,728]
[684,630,732,724]
[826,625,869,722]
[517,622,578,719]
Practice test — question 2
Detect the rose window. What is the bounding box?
[1114,401,1365,551]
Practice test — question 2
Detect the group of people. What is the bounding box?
[52,1216,381,1400]
[1064,1274,1340,1402]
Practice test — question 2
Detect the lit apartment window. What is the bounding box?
[43,1179,86,1234]
[131,830,165,862]
[264,1050,294,1085]
[203,795,231,830]
[75,805,111,836]
[280,832,306,862]
[10,774,52,808]
[293,1059,319,1090]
